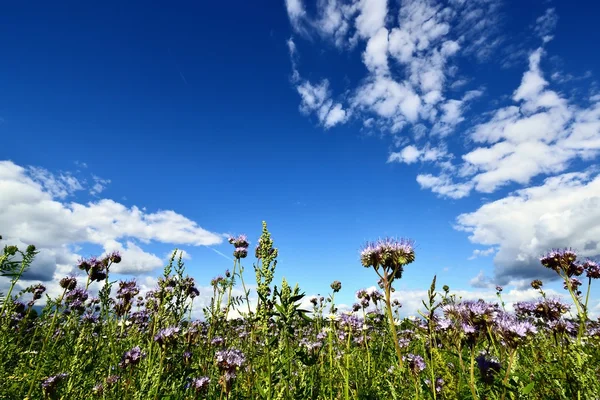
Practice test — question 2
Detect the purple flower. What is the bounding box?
[31,284,46,300]
[109,250,122,264]
[360,238,415,275]
[119,346,146,369]
[494,312,537,348]
[540,248,578,274]
[154,326,180,346]
[584,260,600,279]
[215,348,246,372]
[59,276,77,290]
[228,234,249,249]
[403,353,426,374]
[188,376,210,392]
[117,280,139,300]
[211,336,225,346]
[42,373,68,394]
[233,247,248,259]
[476,352,501,384]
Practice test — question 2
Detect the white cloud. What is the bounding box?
[417,47,600,197]
[455,171,600,284]
[468,247,497,260]
[90,175,111,196]
[416,173,473,199]
[0,160,224,284]
[388,145,420,164]
[534,8,558,43]
[285,0,503,134]
[296,79,348,128]
[355,0,388,39]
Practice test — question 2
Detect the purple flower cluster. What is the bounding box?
[119,346,146,369]
[443,300,498,339]
[514,298,570,322]
[493,312,537,348]
[188,376,210,393]
[65,288,88,313]
[115,280,140,317]
[476,352,501,384]
[154,326,180,347]
[403,353,426,374]
[360,238,415,279]
[229,234,249,259]
[77,253,118,282]
[215,348,246,381]
[41,373,68,394]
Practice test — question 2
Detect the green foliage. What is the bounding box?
[0,229,599,399]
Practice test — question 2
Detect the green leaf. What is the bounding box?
[521,382,535,395]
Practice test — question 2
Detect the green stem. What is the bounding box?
[501,349,516,400]
[469,347,478,400]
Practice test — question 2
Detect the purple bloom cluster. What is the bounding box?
[115,280,140,317]
[493,312,537,348]
[41,373,68,394]
[59,276,77,290]
[514,298,570,322]
[215,348,246,381]
[443,300,498,339]
[360,238,415,279]
[476,352,501,384]
[154,326,180,346]
[119,346,146,369]
[188,376,210,393]
[229,234,249,259]
[77,255,114,282]
[584,260,600,279]
[403,353,426,374]
[65,288,88,313]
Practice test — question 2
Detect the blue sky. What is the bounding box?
[1,0,599,316]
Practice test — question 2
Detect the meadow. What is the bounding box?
[1,221,599,399]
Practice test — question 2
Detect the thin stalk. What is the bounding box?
[469,347,479,400]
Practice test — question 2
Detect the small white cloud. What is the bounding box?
[468,247,497,260]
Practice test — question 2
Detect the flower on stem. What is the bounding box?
[493,312,537,348]
[583,260,600,279]
[154,326,180,347]
[187,376,210,393]
[41,373,69,395]
[119,346,146,369]
[531,279,543,289]
[330,280,342,293]
[403,353,426,374]
[475,352,501,385]
[59,276,77,290]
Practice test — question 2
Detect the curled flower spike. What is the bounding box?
[330,280,342,293]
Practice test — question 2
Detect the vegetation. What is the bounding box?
[1,223,599,399]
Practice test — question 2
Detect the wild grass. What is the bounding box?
[0,222,599,399]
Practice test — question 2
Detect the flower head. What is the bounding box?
[403,353,426,374]
[119,346,146,369]
[42,373,68,395]
[188,376,210,392]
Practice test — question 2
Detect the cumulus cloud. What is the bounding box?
[417,47,600,198]
[0,160,224,288]
[296,79,348,128]
[468,247,497,260]
[284,0,503,133]
[455,171,600,284]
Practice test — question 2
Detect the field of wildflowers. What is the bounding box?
[1,221,599,399]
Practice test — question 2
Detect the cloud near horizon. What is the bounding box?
[0,160,224,292]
